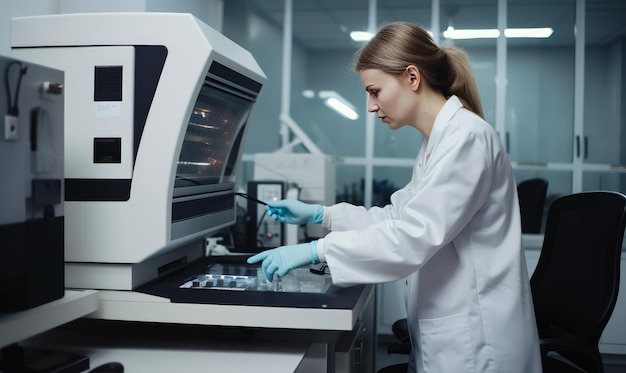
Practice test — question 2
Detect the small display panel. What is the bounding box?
[179,263,332,293]
[93,137,121,163]
[175,81,254,188]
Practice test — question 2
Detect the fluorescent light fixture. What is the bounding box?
[325,98,359,120]
[504,27,553,38]
[444,26,499,39]
[443,26,553,40]
[350,31,374,42]
[318,90,358,120]
[302,89,315,98]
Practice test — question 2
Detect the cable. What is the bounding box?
[235,192,272,249]
[236,192,268,206]
[5,61,28,117]
[256,209,268,235]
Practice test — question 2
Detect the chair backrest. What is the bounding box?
[517,178,549,233]
[531,191,626,346]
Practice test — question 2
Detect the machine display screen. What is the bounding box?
[175,81,254,188]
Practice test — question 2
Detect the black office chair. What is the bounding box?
[531,191,626,372]
[517,178,549,233]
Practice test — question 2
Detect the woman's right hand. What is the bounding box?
[266,199,324,225]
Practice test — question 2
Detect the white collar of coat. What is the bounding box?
[422,95,464,159]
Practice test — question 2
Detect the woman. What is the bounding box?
[248,21,541,372]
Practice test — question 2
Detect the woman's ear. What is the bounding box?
[405,65,420,91]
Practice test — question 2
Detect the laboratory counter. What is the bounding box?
[90,255,374,332]
[1,256,376,373]
[15,321,314,373]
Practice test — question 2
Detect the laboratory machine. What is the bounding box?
[12,12,266,291]
[10,14,375,371]
[0,55,65,311]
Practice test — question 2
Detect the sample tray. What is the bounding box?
[179,262,331,293]
[136,255,366,310]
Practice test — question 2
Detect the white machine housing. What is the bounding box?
[254,153,336,241]
[254,153,336,205]
[12,13,266,290]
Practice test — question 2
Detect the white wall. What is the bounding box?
[59,0,220,30]
[1,0,222,57]
[222,0,310,155]
[59,0,147,13]
[0,0,59,56]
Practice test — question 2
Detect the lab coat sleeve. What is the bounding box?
[326,202,396,231]
[322,126,496,287]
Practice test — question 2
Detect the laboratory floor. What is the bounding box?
[374,336,626,373]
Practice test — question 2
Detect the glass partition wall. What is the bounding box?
[582,1,626,193]
[224,0,626,226]
[507,0,577,214]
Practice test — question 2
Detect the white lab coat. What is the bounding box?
[317,96,542,372]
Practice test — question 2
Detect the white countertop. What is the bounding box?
[22,325,310,373]
[0,290,98,348]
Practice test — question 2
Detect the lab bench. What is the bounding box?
[0,290,98,349]
[0,290,98,372]
[18,322,313,373]
[1,256,376,373]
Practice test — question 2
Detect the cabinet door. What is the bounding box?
[599,255,626,355]
[376,282,407,336]
[506,1,576,168]
[580,4,626,195]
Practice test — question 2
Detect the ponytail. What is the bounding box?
[442,47,484,119]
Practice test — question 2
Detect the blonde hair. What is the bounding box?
[354,22,484,119]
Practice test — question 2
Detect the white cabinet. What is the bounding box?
[376,282,407,336]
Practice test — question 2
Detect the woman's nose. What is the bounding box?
[367,99,378,113]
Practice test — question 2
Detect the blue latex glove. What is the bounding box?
[266,199,324,224]
[247,241,320,281]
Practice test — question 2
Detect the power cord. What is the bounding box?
[235,192,272,250]
[5,61,27,117]
[4,61,27,141]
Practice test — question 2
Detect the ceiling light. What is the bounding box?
[444,26,500,39]
[350,31,374,42]
[504,27,553,38]
[318,90,358,120]
[325,98,358,120]
[443,26,553,40]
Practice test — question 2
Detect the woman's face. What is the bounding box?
[360,68,417,130]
